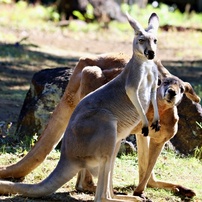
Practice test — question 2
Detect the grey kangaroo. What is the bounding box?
[0,13,160,201]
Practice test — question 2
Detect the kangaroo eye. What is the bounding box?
[154,39,157,44]
[180,86,184,93]
[138,39,145,43]
[163,81,169,85]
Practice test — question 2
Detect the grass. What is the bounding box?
[115,151,202,201]
[0,148,201,201]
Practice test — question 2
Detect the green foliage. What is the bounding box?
[194,146,202,160]
[194,123,202,160]
[0,0,12,3]
[86,3,94,20]
[0,1,59,30]
[121,3,202,28]
[194,84,202,104]
[72,4,94,21]
[73,10,86,21]
[46,6,60,22]
[196,121,202,128]
[0,124,38,155]
[1,1,202,33]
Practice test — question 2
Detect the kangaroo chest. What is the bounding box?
[116,61,157,138]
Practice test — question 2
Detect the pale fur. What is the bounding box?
[0,13,161,201]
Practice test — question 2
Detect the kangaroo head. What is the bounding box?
[126,13,159,60]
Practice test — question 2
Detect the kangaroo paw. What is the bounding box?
[133,191,152,202]
[151,120,161,132]
[142,126,149,136]
[4,177,25,182]
[173,185,196,198]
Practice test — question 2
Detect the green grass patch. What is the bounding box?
[194,84,202,105]
[0,149,201,201]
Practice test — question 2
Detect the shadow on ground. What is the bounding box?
[0,42,79,135]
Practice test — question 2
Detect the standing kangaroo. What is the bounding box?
[0,13,160,201]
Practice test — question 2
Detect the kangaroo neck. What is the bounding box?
[124,53,151,73]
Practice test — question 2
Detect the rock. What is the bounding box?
[89,0,127,23]
[56,0,126,23]
[15,67,72,142]
[118,135,137,157]
[171,95,202,155]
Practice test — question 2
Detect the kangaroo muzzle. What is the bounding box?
[144,50,155,60]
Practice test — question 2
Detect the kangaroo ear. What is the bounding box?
[126,12,144,35]
[147,13,159,33]
[184,82,201,103]
[155,59,171,78]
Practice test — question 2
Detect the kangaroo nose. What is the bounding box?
[146,50,155,59]
[168,88,176,97]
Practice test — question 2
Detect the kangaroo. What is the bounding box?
[76,60,200,198]
[0,13,160,201]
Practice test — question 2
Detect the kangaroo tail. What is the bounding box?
[0,159,80,197]
[0,96,73,179]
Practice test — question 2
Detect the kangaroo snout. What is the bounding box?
[165,88,177,103]
[144,50,155,59]
[168,88,176,97]
[160,78,184,106]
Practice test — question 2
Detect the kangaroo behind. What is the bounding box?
[0,13,160,202]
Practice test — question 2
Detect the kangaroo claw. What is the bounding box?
[142,126,149,136]
[151,120,161,132]
[133,191,152,202]
[173,185,196,198]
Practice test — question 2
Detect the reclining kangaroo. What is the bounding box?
[0,13,161,201]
